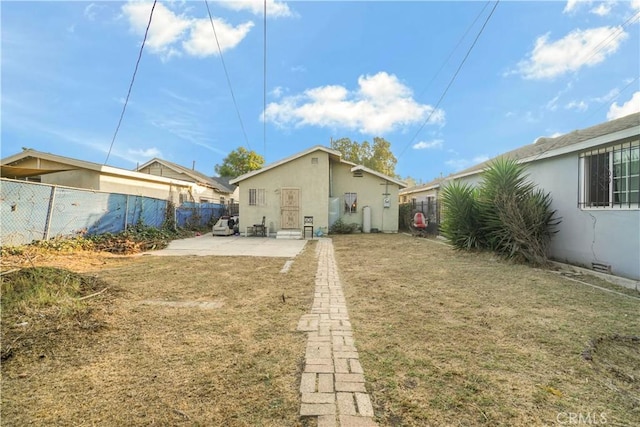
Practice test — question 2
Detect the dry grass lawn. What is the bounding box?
[2,234,639,426]
[332,234,639,426]
[1,245,318,426]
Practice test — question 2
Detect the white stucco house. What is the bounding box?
[230,145,407,237]
[0,149,219,204]
[445,113,640,281]
[136,158,238,204]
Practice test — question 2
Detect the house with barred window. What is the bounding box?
[230,145,406,238]
[445,112,640,281]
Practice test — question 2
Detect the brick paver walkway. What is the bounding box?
[297,238,377,427]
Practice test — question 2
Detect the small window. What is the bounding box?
[200,198,210,203]
[311,157,319,165]
[220,196,225,205]
[579,140,639,208]
[249,188,266,206]
[344,192,357,213]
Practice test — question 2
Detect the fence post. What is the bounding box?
[43,185,57,240]
[124,195,129,231]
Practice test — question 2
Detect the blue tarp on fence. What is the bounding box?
[1,179,171,246]
[175,202,225,229]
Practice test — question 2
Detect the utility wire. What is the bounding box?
[416,1,491,100]
[204,0,251,151]
[583,76,639,124]
[399,0,500,158]
[105,0,156,164]
[263,0,267,158]
[580,11,640,67]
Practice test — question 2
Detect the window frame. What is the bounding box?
[248,188,266,206]
[344,192,358,213]
[579,139,639,210]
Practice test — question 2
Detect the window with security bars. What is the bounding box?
[248,188,266,206]
[344,192,357,213]
[579,139,639,208]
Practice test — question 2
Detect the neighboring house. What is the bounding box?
[445,112,640,280]
[399,177,443,205]
[399,177,444,226]
[230,145,407,237]
[1,149,207,204]
[136,158,238,204]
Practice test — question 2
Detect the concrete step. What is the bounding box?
[276,230,303,240]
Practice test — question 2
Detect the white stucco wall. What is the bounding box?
[331,162,401,233]
[235,151,331,234]
[527,154,639,280]
[452,154,640,280]
[43,170,101,190]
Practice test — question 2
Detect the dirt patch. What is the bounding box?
[1,242,318,426]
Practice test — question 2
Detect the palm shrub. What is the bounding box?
[477,158,560,264]
[440,181,484,249]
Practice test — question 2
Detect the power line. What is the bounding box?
[204,0,251,151]
[263,0,267,158]
[580,11,640,68]
[416,1,491,100]
[105,0,156,164]
[399,0,500,158]
[583,76,639,124]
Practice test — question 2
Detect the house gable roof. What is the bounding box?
[399,177,443,195]
[136,158,234,193]
[449,112,640,180]
[230,145,406,187]
[0,149,195,187]
[229,145,342,184]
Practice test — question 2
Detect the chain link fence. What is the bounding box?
[1,178,171,246]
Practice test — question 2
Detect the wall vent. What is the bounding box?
[591,262,611,274]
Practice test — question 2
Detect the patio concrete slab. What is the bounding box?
[148,234,308,258]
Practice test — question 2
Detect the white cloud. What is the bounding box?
[446,155,489,171]
[215,0,293,18]
[413,139,443,150]
[565,100,588,111]
[514,26,628,79]
[270,86,284,98]
[607,91,640,120]
[590,2,612,16]
[122,1,253,60]
[546,95,560,112]
[592,87,620,103]
[263,72,445,134]
[84,3,103,21]
[183,18,254,57]
[128,147,162,159]
[633,0,640,11]
[563,0,587,14]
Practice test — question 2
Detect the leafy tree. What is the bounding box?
[214,147,265,178]
[331,137,397,176]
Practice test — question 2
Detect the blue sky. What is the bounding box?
[2,0,639,183]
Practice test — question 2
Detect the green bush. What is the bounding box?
[441,158,560,265]
[329,218,358,234]
[440,181,484,249]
